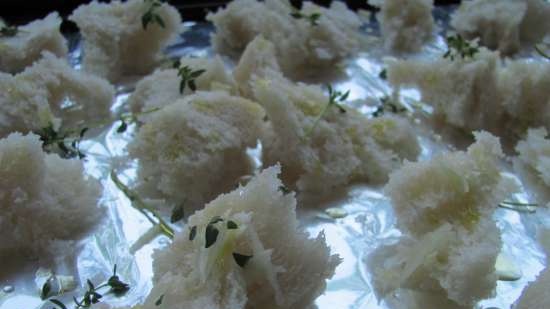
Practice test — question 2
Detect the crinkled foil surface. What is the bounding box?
[1,7,549,309]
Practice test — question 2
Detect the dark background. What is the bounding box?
[1,0,460,25]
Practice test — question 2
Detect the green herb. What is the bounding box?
[76,279,103,307]
[116,107,161,133]
[227,220,238,230]
[278,185,291,194]
[232,253,253,267]
[379,69,387,80]
[443,34,479,60]
[0,25,18,37]
[50,299,68,309]
[172,60,206,94]
[116,121,127,133]
[372,96,407,117]
[37,124,88,159]
[205,224,219,248]
[170,205,185,223]
[535,45,550,60]
[47,265,128,308]
[290,10,322,26]
[142,0,165,30]
[498,200,538,213]
[305,85,349,137]
[111,171,175,239]
[209,216,224,225]
[189,226,197,241]
[106,265,130,295]
[155,294,164,306]
[41,279,52,300]
[65,265,130,308]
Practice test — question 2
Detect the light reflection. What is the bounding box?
[0,295,41,309]
[316,290,365,309]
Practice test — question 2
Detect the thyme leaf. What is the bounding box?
[170,204,185,223]
[443,34,479,60]
[290,10,321,26]
[205,224,219,248]
[189,226,197,241]
[173,60,206,94]
[278,185,290,194]
[379,69,387,80]
[107,265,130,295]
[227,220,238,230]
[142,0,165,30]
[49,299,68,309]
[116,107,161,133]
[232,253,253,267]
[155,294,165,306]
[41,279,52,300]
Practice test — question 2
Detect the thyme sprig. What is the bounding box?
[305,85,349,137]
[116,107,161,133]
[37,107,160,158]
[290,10,322,26]
[48,265,129,309]
[142,0,165,30]
[535,45,550,60]
[172,60,206,94]
[110,171,175,239]
[372,96,407,118]
[37,124,88,159]
[443,34,479,60]
[498,200,538,213]
[0,25,19,37]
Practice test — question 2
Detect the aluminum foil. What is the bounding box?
[1,8,548,309]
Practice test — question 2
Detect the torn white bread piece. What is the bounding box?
[252,74,420,194]
[118,165,340,309]
[0,132,103,258]
[128,91,265,211]
[386,48,550,140]
[207,0,364,80]
[385,131,516,236]
[233,36,282,98]
[368,0,434,52]
[451,0,550,55]
[0,52,114,137]
[368,132,516,307]
[0,12,67,73]
[69,0,182,81]
[368,219,501,307]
